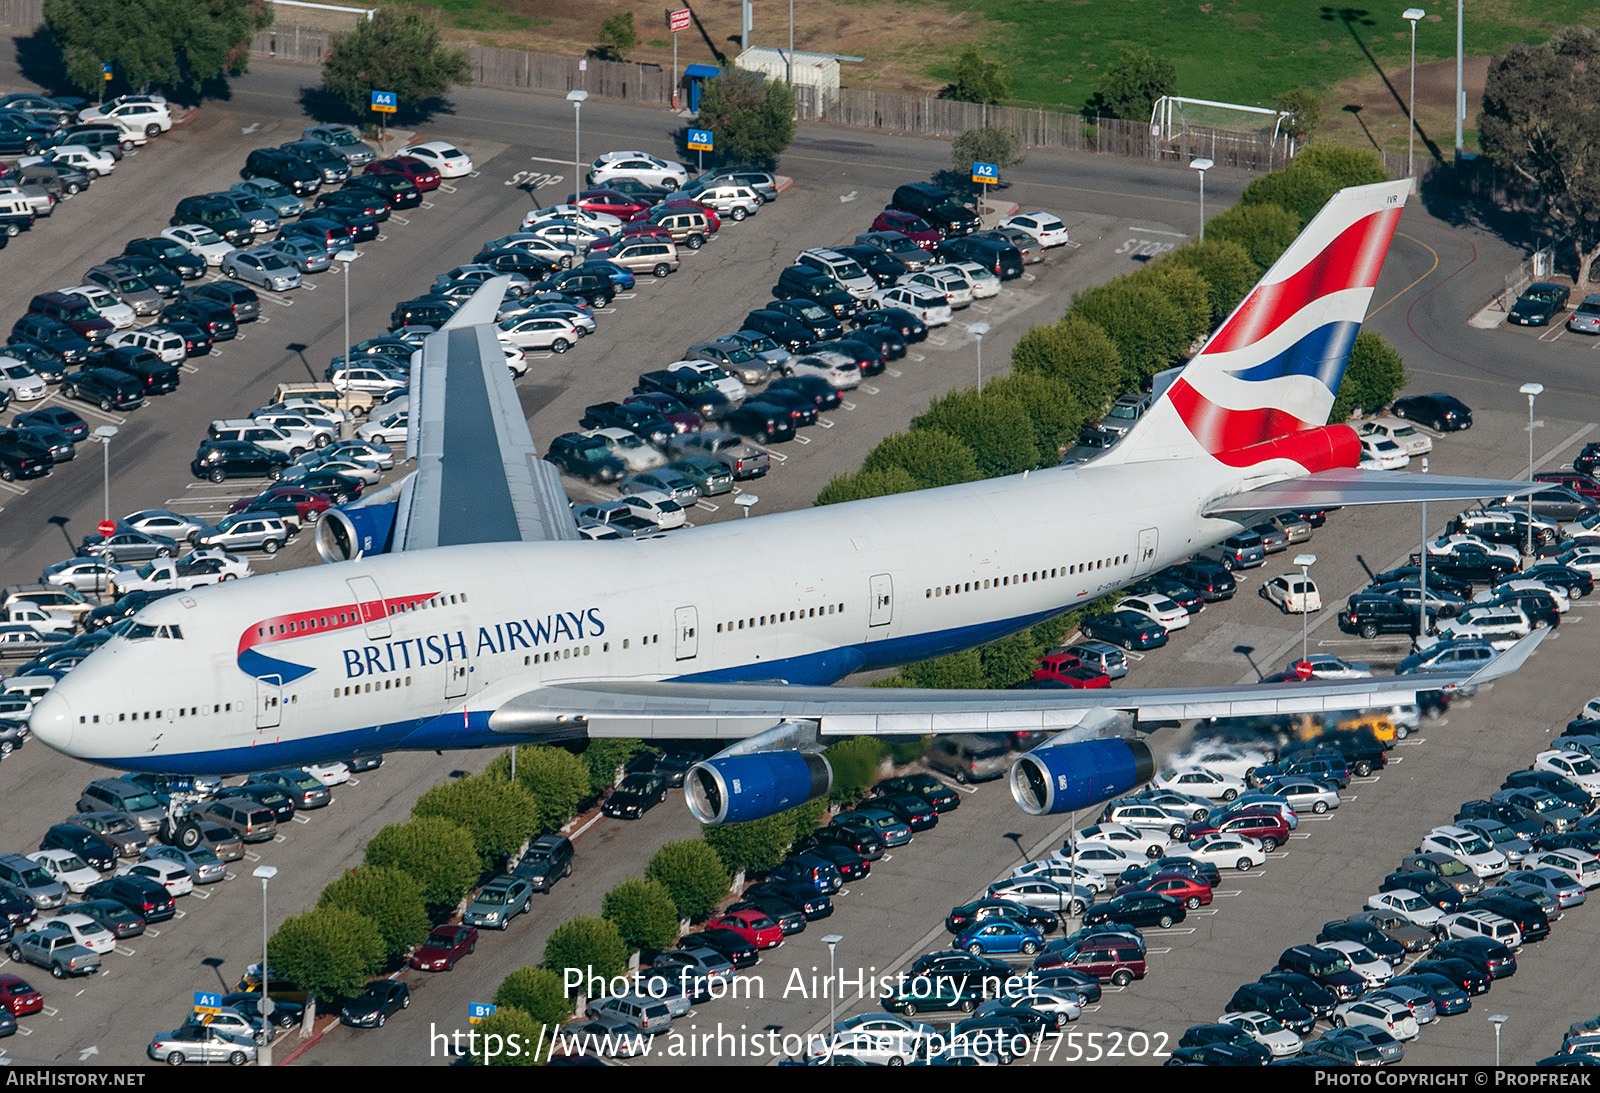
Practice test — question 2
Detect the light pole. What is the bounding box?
[788,0,794,84]
[1419,456,1430,638]
[1520,382,1544,555]
[1489,1014,1509,1066]
[1190,158,1213,242]
[253,864,278,1066]
[968,322,990,394]
[1403,8,1425,182]
[334,249,358,430]
[1454,0,1465,157]
[1294,553,1317,666]
[735,493,759,518]
[566,90,588,199]
[821,933,843,1045]
[92,425,118,522]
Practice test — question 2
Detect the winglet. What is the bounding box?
[441,276,513,331]
[1465,628,1549,686]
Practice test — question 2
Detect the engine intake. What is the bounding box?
[1009,738,1154,816]
[686,751,833,825]
[315,501,398,563]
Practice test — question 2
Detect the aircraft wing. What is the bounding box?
[1204,467,1537,515]
[390,277,580,550]
[487,630,1545,739]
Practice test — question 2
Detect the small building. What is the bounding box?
[735,47,839,92]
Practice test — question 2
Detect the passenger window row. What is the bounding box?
[716,603,847,634]
[113,702,234,723]
[335,677,413,697]
[924,555,1131,599]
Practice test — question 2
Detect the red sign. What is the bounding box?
[97,520,116,537]
[667,7,691,32]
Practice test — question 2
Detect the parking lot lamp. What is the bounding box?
[968,322,989,394]
[1489,1014,1509,1065]
[253,864,278,1064]
[1403,8,1425,181]
[821,934,843,1039]
[1189,158,1213,242]
[567,91,588,201]
[335,249,358,428]
[1419,456,1430,638]
[92,425,118,522]
[1294,553,1317,666]
[1520,382,1543,555]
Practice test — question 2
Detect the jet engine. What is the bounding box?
[316,501,398,563]
[1009,737,1154,816]
[683,720,832,825]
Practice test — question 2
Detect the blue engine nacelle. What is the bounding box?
[686,750,833,825]
[315,501,398,563]
[1009,738,1154,816]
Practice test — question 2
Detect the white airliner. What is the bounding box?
[28,179,1541,828]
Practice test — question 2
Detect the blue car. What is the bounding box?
[1081,609,1169,651]
[954,920,1043,956]
[582,259,634,291]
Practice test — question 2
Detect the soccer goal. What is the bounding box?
[1151,96,1290,142]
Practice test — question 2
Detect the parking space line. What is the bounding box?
[292,814,311,824]
[840,401,856,411]
[438,183,457,194]
[243,851,260,862]
[696,500,719,512]
[818,418,834,429]
[191,889,211,900]
[1214,890,1242,897]
[793,435,811,445]
[389,215,409,226]
[115,946,136,956]
[885,368,903,378]
[172,909,186,919]
[1192,908,1219,915]
[1143,947,1172,955]
[1289,833,1312,839]
[420,200,434,209]
[0,481,28,498]
[1152,926,1195,935]
[860,384,880,395]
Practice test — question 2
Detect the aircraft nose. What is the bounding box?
[28,689,75,755]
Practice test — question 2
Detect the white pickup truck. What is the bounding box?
[108,553,250,597]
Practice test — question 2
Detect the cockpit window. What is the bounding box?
[123,623,182,641]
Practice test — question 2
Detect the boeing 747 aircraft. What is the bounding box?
[28,179,1542,841]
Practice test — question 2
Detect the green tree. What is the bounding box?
[1329,331,1407,422]
[913,389,1041,477]
[601,878,681,951]
[945,47,1010,105]
[44,0,272,95]
[1274,88,1324,143]
[1480,28,1600,283]
[485,745,591,833]
[1138,263,1213,347]
[1293,145,1387,188]
[494,967,575,1032]
[824,737,885,803]
[693,66,796,167]
[543,914,629,987]
[884,736,931,765]
[321,8,470,118]
[1167,239,1258,320]
[978,630,1044,689]
[981,371,1087,458]
[597,11,638,62]
[894,649,987,689]
[781,799,828,843]
[363,816,480,914]
[815,465,918,506]
[471,1006,543,1066]
[1088,48,1175,121]
[1238,161,1340,228]
[1009,315,1124,414]
[645,840,729,919]
[1069,280,1188,384]
[702,814,795,876]
[1202,202,1301,274]
[269,905,384,1003]
[861,430,982,489]
[413,774,539,872]
[951,127,1026,174]
[317,866,430,965]
[580,738,645,797]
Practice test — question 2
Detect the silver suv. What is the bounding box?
[194,514,290,554]
[0,853,67,909]
[76,779,166,834]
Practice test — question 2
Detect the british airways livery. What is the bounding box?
[27,180,1543,829]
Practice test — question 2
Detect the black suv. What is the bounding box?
[1224,980,1316,1035]
[836,244,909,287]
[512,834,574,892]
[84,346,180,395]
[579,402,673,446]
[242,148,321,195]
[10,314,91,364]
[890,181,980,237]
[544,432,625,484]
[773,266,857,317]
[122,237,205,280]
[314,188,390,222]
[278,139,351,184]
[182,282,260,324]
[161,300,237,341]
[1273,945,1364,1001]
[937,234,1024,279]
[1164,560,1235,601]
[61,368,144,412]
[1338,592,1424,638]
[191,440,289,482]
[345,173,421,209]
[536,268,613,309]
[170,195,253,247]
[633,371,733,419]
[390,296,455,331]
[740,309,813,352]
[0,431,50,482]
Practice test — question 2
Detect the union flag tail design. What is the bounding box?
[1114,179,1409,474]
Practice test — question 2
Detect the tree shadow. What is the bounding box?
[13,26,72,99]
[1320,7,1444,164]
[297,86,456,129]
[1417,160,1549,262]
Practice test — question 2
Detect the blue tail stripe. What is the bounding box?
[1223,320,1360,393]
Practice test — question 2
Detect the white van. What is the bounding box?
[796,248,876,299]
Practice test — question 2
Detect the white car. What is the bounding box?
[942,259,1002,299]
[1365,889,1443,927]
[301,457,381,487]
[1115,593,1189,631]
[1476,581,1570,613]
[1333,998,1419,1041]
[986,877,1094,916]
[399,141,473,178]
[302,761,350,787]
[998,211,1069,247]
[1258,778,1341,814]
[1523,849,1600,889]
[586,428,664,473]
[0,360,47,401]
[48,145,115,176]
[1318,940,1393,986]
[979,986,1082,1023]
[1165,749,1271,784]
[1073,822,1168,859]
[589,150,688,189]
[1101,801,1194,841]
[0,603,74,634]
[523,219,608,251]
[58,283,135,328]
[868,283,952,325]
[1427,533,1520,567]
[522,204,622,233]
[1292,654,1373,680]
[161,224,236,266]
[268,399,350,428]
[1358,417,1432,455]
[114,858,193,897]
[40,557,119,594]
[900,268,973,308]
[1009,858,1108,893]
[667,360,744,402]
[612,490,686,531]
[122,509,207,541]
[27,849,101,894]
[1436,909,1522,949]
[78,98,172,137]
[1358,435,1410,469]
[1532,750,1600,798]
[496,314,582,354]
[107,326,188,364]
[1180,834,1267,871]
[1433,603,1531,648]
[1126,788,1214,822]
[1260,573,1322,614]
[503,345,528,376]
[331,366,407,398]
[1219,1011,1301,1057]
[1557,545,1600,576]
[1153,767,1244,801]
[489,233,580,268]
[1051,841,1145,875]
[50,912,116,955]
[807,1030,925,1067]
[785,351,862,390]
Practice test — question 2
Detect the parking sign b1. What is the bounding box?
[468,1002,496,1024]
[687,128,713,152]
[971,161,999,185]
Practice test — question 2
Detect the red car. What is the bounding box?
[574,188,652,221]
[615,222,674,244]
[1030,652,1111,689]
[623,392,702,433]
[1114,872,1213,910]
[1185,808,1290,851]
[705,909,784,949]
[0,973,43,1017]
[365,156,441,192]
[1535,471,1600,501]
[408,924,478,971]
[229,485,332,520]
[871,209,942,250]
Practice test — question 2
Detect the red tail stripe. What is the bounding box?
[1207,424,1361,472]
[1204,208,1402,357]
[1168,378,1318,453]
